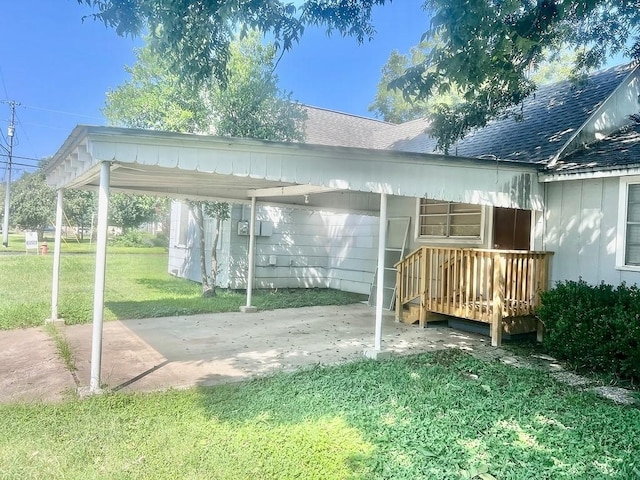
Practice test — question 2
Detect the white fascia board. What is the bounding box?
[539,165,640,183]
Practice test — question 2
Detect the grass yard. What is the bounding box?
[0,252,365,330]
[1,350,639,479]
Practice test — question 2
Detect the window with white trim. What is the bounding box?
[177,202,191,246]
[418,199,482,239]
[624,183,640,266]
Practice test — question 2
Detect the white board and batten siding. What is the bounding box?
[169,201,378,294]
[543,177,640,286]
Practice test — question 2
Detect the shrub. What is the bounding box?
[538,279,640,382]
[109,230,148,247]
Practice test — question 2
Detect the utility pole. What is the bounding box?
[2,100,17,248]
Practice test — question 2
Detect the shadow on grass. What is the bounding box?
[105,298,241,320]
[190,351,640,479]
[135,277,202,296]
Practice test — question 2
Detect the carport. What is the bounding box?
[44,125,543,393]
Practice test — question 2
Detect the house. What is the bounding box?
[170,62,640,319]
[43,62,640,393]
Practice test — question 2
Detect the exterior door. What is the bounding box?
[493,207,531,250]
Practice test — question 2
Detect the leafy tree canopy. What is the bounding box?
[10,171,56,239]
[78,0,387,87]
[80,0,639,151]
[390,0,640,151]
[369,42,464,124]
[108,193,161,231]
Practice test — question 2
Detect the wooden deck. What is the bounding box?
[395,247,553,346]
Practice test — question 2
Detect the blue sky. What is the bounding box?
[0,0,429,176]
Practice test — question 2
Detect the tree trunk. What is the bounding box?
[193,203,214,297]
[209,216,222,295]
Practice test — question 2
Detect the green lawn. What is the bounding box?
[0,251,365,330]
[1,350,638,479]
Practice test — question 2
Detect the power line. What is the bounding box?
[0,159,38,169]
[0,65,9,100]
[0,153,42,162]
[21,104,104,121]
[14,111,41,160]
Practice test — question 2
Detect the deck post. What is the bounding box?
[419,249,428,328]
[395,266,402,323]
[491,253,505,347]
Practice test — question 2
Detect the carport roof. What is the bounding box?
[44,125,544,211]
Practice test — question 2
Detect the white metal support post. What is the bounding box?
[374,192,388,350]
[89,162,111,393]
[240,196,258,313]
[47,189,64,324]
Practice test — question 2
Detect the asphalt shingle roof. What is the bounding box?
[549,123,640,172]
[450,64,634,164]
[301,105,395,149]
[299,64,634,168]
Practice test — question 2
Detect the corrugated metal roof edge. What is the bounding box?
[49,124,541,172]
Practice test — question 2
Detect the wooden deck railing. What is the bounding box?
[395,247,553,346]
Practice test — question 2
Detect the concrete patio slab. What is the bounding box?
[62,303,489,394]
[0,304,491,403]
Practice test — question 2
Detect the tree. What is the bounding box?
[63,190,97,241]
[108,193,159,232]
[370,44,580,124]
[104,32,305,296]
[390,0,640,151]
[80,0,640,150]
[369,43,464,123]
[10,171,56,240]
[78,0,387,87]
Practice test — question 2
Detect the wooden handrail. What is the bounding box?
[396,247,554,344]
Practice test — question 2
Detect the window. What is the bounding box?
[618,178,640,268]
[418,199,482,239]
[177,202,191,246]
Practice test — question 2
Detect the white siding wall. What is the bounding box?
[169,201,378,294]
[226,205,377,293]
[543,178,640,286]
[325,213,378,294]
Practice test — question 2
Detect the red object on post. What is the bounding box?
[40,242,48,255]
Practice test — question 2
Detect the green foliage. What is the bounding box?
[108,193,161,232]
[78,0,388,88]
[538,279,640,382]
[390,0,639,151]
[369,43,464,124]
[2,351,640,478]
[63,189,96,240]
[208,32,306,141]
[108,229,147,247]
[104,42,210,132]
[9,171,55,239]
[81,0,639,151]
